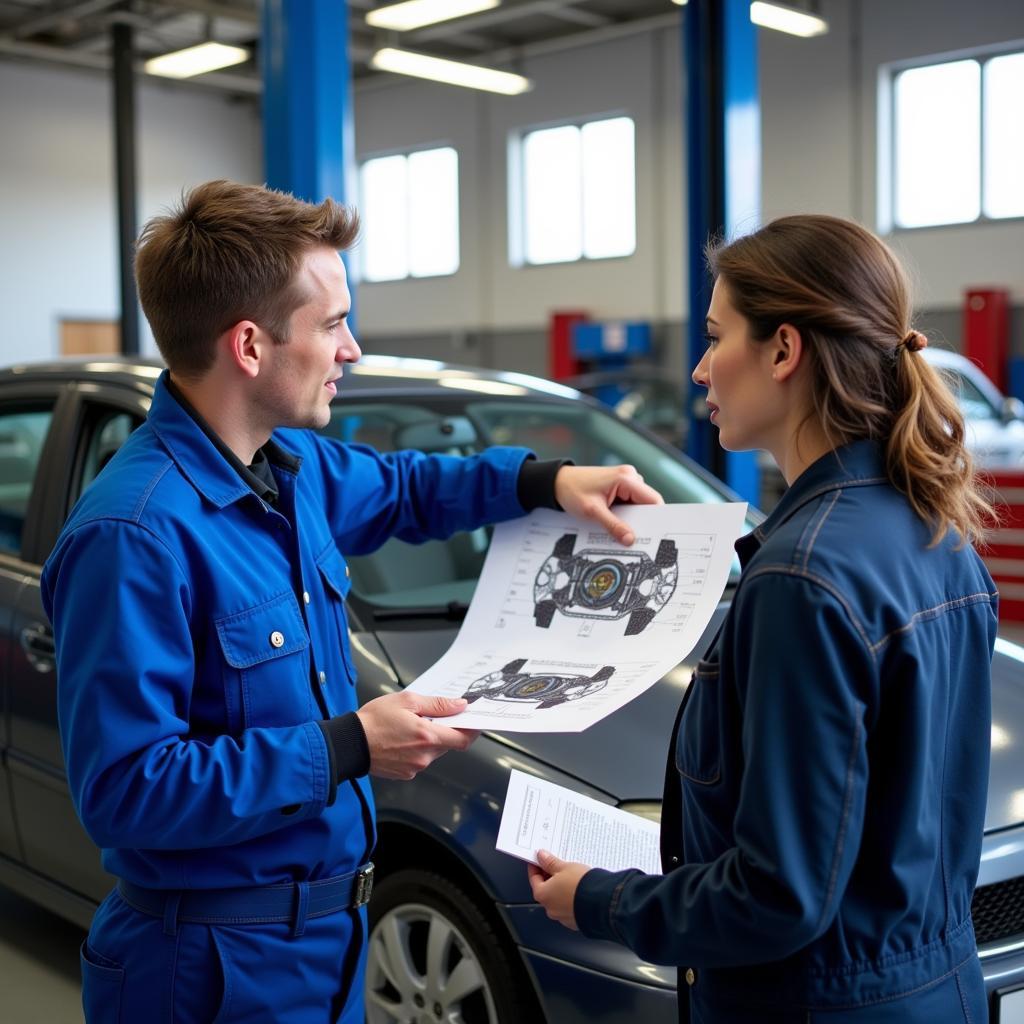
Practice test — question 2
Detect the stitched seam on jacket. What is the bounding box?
[801,490,840,571]
[132,459,176,520]
[805,915,973,977]
[740,566,874,662]
[940,636,953,943]
[804,948,976,1011]
[868,591,999,654]
[608,871,638,944]
[954,967,973,1024]
[756,476,889,543]
[816,708,862,937]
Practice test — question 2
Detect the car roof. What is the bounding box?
[0,353,586,402]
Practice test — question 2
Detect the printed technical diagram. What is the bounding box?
[533,533,679,635]
[462,659,615,709]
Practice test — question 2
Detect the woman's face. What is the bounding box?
[692,278,784,453]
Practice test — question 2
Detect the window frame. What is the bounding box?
[881,42,1024,233]
[356,143,461,284]
[508,112,638,268]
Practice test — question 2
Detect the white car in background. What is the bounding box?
[925,347,1024,470]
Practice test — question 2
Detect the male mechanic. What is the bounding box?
[41,180,661,1023]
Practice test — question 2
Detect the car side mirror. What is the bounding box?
[1001,397,1024,424]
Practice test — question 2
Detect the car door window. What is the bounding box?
[0,407,54,557]
[77,410,142,498]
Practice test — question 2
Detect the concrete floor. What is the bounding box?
[0,888,85,1022]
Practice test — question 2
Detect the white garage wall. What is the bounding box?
[1,0,1022,370]
[0,60,261,365]
[761,0,1024,314]
[354,27,686,341]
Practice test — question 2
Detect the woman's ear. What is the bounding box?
[769,323,804,383]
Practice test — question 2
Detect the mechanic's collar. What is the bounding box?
[149,371,299,509]
[736,439,888,567]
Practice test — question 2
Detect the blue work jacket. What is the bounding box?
[576,440,997,1019]
[42,373,531,890]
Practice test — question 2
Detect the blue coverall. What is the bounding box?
[575,440,997,1023]
[42,372,533,1022]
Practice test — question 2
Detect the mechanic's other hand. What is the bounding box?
[356,692,477,781]
[553,465,664,545]
[527,849,590,931]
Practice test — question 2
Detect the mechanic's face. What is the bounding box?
[691,278,782,454]
[259,246,360,430]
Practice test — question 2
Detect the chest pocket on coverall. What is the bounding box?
[316,546,358,684]
[215,591,312,728]
[676,653,722,785]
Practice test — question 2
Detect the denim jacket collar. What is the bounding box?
[736,439,889,568]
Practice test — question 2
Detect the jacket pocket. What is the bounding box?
[316,546,357,684]
[215,592,312,728]
[676,658,721,785]
[80,939,124,1023]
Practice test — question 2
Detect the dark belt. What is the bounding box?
[116,862,374,938]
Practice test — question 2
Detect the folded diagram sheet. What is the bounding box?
[406,502,747,733]
[497,769,660,874]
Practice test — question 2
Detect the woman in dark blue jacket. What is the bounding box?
[531,215,997,1022]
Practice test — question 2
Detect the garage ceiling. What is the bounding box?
[0,0,682,95]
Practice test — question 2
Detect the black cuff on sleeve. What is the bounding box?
[317,713,371,805]
[516,457,573,512]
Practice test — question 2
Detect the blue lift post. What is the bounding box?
[683,0,762,506]
[261,0,357,322]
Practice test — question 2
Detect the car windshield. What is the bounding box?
[942,369,1000,422]
[323,394,752,613]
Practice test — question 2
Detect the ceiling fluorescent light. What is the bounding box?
[144,41,249,79]
[370,47,531,95]
[749,1,828,37]
[367,0,500,32]
[671,1,689,5]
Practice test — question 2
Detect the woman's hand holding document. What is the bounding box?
[497,769,659,930]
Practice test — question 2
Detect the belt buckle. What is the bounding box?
[353,863,374,908]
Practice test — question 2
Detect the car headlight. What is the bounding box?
[619,800,662,824]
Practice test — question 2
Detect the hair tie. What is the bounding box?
[902,330,928,353]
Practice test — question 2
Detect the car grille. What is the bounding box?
[973,876,1024,946]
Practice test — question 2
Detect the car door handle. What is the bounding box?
[20,623,55,673]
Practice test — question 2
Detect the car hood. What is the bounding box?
[374,617,1024,831]
[989,638,1024,832]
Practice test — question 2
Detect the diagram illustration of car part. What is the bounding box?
[462,659,615,709]
[532,533,679,635]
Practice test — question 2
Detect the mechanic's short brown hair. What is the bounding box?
[135,180,359,378]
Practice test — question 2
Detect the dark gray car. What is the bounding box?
[1,355,1023,1023]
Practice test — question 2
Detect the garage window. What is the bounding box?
[888,50,1024,228]
[510,116,636,266]
[358,146,460,282]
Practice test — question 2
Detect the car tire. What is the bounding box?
[366,868,540,1024]
[534,600,557,628]
[655,539,677,568]
[625,607,656,635]
[552,533,576,559]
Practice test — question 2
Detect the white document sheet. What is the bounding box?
[497,768,660,874]
[406,502,747,732]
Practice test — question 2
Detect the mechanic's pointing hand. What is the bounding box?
[357,692,478,780]
[554,465,664,546]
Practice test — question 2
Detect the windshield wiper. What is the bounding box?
[372,601,469,622]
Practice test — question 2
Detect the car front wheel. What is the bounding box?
[365,868,540,1024]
